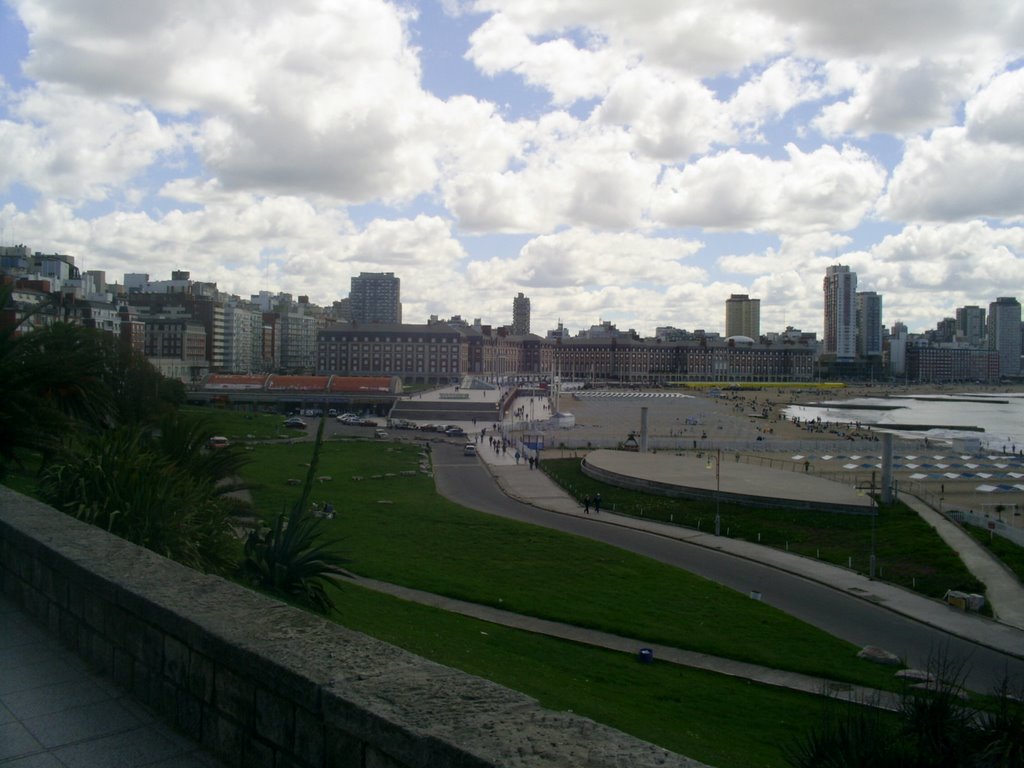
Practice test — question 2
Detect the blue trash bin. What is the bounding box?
[638,648,654,664]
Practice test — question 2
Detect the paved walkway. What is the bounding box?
[1,594,223,767]
[474,432,1024,656]
[351,575,903,711]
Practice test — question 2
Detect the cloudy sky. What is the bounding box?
[1,1,1022,337]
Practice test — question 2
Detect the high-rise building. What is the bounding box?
[855,291,883,357]
[724,294,760,339]
[349,272,401,325]
[955,305,986,346]
[987,296,1021,377]
[823,265,857,360]
[512,292,530,335]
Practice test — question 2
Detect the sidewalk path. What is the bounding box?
[901,494,1024,629]
[350,575,902,711]
[475,442,1024,660]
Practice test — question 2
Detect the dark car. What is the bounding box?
[445,426,465,437]
[283,417,307,429]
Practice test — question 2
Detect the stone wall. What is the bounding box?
[0,487,705,768]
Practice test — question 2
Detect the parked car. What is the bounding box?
[359,418,378,427]
[207,436,230,449]
[445,426,466,437]
[419,423,438,432]
[374,429,389,439]
[283,417,307,429]
[463,443,477,456]
[338,413,359,423]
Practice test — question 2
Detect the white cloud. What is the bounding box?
[966,67,1024,146]
[595,67,731,160]
[814,57,1000,138]
[879,127,1024,222]
[443,112,661,232]
[466,12,622,105]
[465,228,704,289]
[651,144,886,234]
[0,84,182,202]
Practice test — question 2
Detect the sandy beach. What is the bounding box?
[539,383,1024,523]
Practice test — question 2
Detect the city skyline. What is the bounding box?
[0,2,1022,337]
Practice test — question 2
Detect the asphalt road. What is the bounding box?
[430,443,1024,693]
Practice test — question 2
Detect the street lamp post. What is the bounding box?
[868,473,876,581]
[706,448,721,535]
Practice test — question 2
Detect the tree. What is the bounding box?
[0,290,113,476]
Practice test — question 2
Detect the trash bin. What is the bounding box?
[637,648,654,664]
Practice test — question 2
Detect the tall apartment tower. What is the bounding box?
[823,265,857,360]
[349,272,401,324]
[855,291,883,357]
[512,292,531,335]
[987,296,1021,377]
[955,305,986,346]
[724,294,760,339]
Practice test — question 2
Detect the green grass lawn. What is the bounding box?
[240,440,898,690]
[179,405,295,441]
[331,579,857,768]
[540,458,986,600]
[963,524,1024,584]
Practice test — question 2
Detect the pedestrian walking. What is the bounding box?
[594,493,601,513]
[528,456,535,470]
[514,450,520,464]
[583,496,590,514]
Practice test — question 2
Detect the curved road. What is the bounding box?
[431,443,1024,693]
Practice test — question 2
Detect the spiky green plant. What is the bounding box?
[39,425,238,574]
[240,418,349,613]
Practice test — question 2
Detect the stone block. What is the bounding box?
[364,744,407,768]
[202,709,245,768]
[153,677,178,722]
[324,725,364,768]
[176,690,204,740]
[164,634,190,687]
[189,651,215,703]
[58,609,80,652]
[255,686,294,750]
[86,628,115,675]
[82,590,106,632]
[215,666,255,726]
[131,658,156,705]
[293,705,325,767]
[242,735,276,768]
[113,647,134,689]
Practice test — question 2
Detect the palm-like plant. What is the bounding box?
[241,418,349,613]
[39,425,238,574]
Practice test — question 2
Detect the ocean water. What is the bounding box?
[784,393,1024,452]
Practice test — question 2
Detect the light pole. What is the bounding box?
[858,472,878,579]
[706,448,721,535]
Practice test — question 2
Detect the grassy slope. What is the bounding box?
[332,579,851,768]
[541,458,986,599]
[241,439,896,689]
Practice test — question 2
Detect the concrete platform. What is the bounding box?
[582,449,872,514]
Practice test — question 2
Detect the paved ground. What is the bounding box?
[0,596,224,767]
